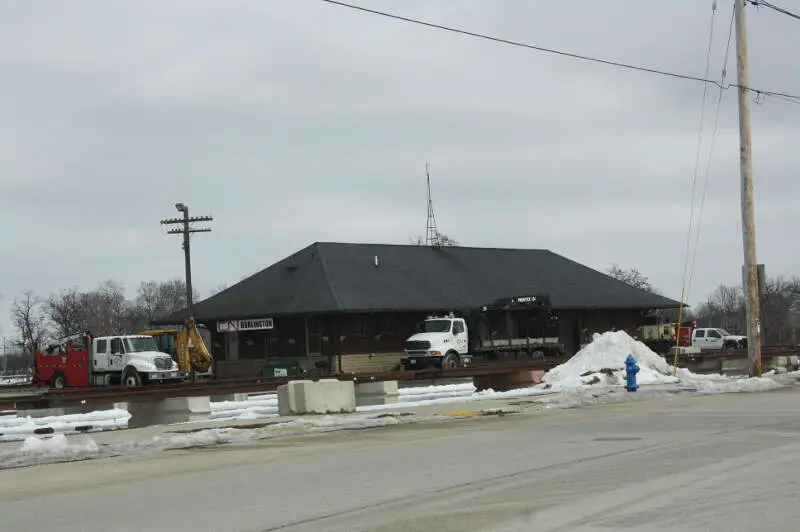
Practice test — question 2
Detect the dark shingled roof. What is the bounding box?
[157,242,681,323]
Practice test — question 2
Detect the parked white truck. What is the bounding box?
[401,295,563,370]
[690,327,748,351]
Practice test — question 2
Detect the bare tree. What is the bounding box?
[409,232,460,247]
[437,233,459,246]
[607,265,656,293]
[47,287,88,337]
[760,276,800,344]
[10,291,49,365]
[134,279,198,326]
[79,280,129,334]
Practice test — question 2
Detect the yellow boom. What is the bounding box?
[175,316,213,373]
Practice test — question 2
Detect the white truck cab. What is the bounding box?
[91,335,183,386]
[404,315,470,369]
[691,328,747,351]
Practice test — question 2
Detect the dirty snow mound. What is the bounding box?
[543,330,677,387]
[19,434,99,461]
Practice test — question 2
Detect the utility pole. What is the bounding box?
[160,203,213,320]
[734,0,762,377]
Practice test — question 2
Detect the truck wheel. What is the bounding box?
[121,367,142,387]
[50,373,67,389]
[441,352,460,369]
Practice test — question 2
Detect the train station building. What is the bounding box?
[157,242,681,378]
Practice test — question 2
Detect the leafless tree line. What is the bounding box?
[608,265,800,345]
[8,279,198,358]
[692,277,800,344]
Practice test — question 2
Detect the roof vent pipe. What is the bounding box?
[374,255,379,267]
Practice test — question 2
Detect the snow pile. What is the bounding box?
[0,408,131,442]
[542,331,678,388]
[540,330,788,396]
[16,434,100,465]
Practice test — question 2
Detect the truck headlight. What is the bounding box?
[429,350,441,356]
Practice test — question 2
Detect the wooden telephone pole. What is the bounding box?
[160,203,213,320]
[734,0,762,376]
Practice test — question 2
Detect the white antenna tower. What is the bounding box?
[425,162,441,247]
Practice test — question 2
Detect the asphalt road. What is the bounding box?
[1,387,799,532]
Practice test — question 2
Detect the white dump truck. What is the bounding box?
[401,295,563,370]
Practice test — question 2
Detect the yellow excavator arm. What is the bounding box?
[175,316,213,373]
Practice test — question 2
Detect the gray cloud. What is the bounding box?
[1,0,798,336]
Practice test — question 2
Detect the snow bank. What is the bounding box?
[0,412,419,469]
[543,331,678,388]
[0,408,131,442]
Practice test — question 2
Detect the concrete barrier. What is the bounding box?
[355,381,398,406]
[278,379,356,416]
[720,358,750,374]
[473,370,545,392]
[126,396,211,428]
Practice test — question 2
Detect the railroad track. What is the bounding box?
[0,359,568,411]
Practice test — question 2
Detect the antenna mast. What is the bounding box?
[425,163,441,247]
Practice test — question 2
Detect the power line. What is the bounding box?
[680,0,720,314]
[747,0,800,21]
[320,0,800,103]
[687,6,737,302]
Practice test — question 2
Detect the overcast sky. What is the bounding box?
[1,0,798,339]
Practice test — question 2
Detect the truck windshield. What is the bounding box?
[718,329,732,336]
[124,337,159,353]
[423,320,452,333]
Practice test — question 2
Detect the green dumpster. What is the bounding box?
[262,358,303,378]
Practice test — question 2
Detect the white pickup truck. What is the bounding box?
[690,328,748,351]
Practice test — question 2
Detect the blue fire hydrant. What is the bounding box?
[625,354,639,392]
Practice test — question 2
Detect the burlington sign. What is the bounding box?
[217,318,274,332]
